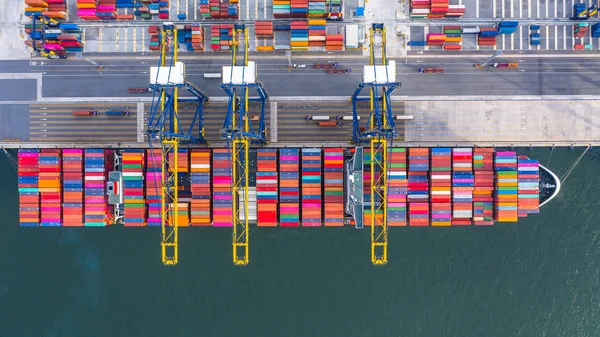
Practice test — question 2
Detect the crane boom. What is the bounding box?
[221,24,268,265]
[147,23,208,265]
[351,23,400,265]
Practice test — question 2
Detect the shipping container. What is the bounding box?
[323,148,344,226]
[301,148,322,226]
[257,149,278,226]
[279,148,300,226]
[212,149,233,226]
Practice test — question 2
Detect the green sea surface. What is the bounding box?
[0,148,599,337]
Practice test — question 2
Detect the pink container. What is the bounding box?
[97,5,115,10]
[213,222,233,227]
[280,155,298,161]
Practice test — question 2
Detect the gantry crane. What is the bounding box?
[146,22,209,265]
[350,23,400,265]
[220,24,269,266]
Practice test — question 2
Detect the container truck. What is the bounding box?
[419,67,444,74]
[305,116,330,121]
[105,111,131,116]
[73,110,98,116]
[319,121,343,127]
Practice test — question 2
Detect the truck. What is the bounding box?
[73,110,98,116]
[336,115,360,121]
[305,115,330,121]
[475,62,518,69]
[127,87,151,93]
[105,111,131,116]
[418,67,444,74]
[325,68,352,74]
[313,62,338,69]
[319,121,343,127]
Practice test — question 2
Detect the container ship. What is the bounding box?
[16,147,559,227]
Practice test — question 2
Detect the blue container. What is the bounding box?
[355,7,364,16]
[530,25,541,30]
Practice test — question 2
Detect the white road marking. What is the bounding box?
[195,0,198,20]
[537,0,540,18]
[519,0,522,17]
[563,25,567,49]
[493,0,497,17]
[476,0,479,17]
[511,0,514,17]
[555,25,558,50]
[501,0,505,17]
[511,31,515,49]
[519,26,523,50]
[563,0,566,17]
[528,0,531,18]
[545,26,549,50]
[554,0,557,17]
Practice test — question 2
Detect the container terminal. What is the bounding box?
[8,0,600,267]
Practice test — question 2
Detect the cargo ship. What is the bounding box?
[16,147,559,227]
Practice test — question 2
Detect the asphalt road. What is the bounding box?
[32,56,600,98]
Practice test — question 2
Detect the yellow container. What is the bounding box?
[75,3,96,8]
[256,45,274,51]
[308,19,326,25]
[431,221,451,227]
[445,37,462,43]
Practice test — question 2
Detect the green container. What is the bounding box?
[84,222,106,227]
[141,13,152,19]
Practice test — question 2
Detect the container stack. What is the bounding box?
[39,149,62,227]
[498,21,518,34]
[279,149,300,226]
[148,25,161,51]
[158,0,170,19]
[62,149,84,227]
[494,151,518,222]
[169,149,190,227]
[426,33,445,47]
[291,21,309,50]
[308,19,326,47]
[325,34,343,50]
[44,0,67,19]
[301,148,322,226]
[84,149,108,226]
[447,4,465,17]
[408,148,429,226]
[291,0,308,18]
[211,24,233,51]
[323,148,344,226]
[255,21,274,38]
[478,28,498,46]
[308,0,326,18]
[273,0,291,18]
[135,5,151,20]
[179,24,204,51]
[199,0,210,18]
[409,0,430,18]
[25,0,48,18]
[530,25,541,46]
[212,149,233,226]
[574,23,588,38]
[517,157,540,216]
[428,0,449,18]
[443,26,462,50]
[430,148,451,226]
[592,23,600,38]
[473,148,495,225]
[190,149,212,226]
[96,1,117,20]
[19,149,40,227]
[387,148,408,227]
[145,149,162,226]
[256,149,278,227]
[122,150,146,226]
[451,148,474,225]
[75,0,98,20]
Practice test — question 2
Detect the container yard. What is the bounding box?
[18,147,552,228]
